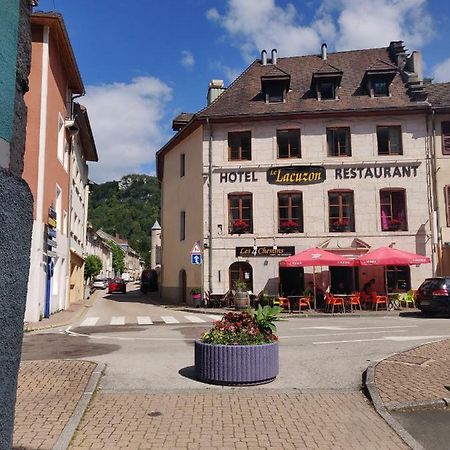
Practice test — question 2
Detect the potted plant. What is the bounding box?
[280,219,299,233]
[388,218,402,231]
[331,218,349,232]
[231,219,249,234]
[195,305,282,385]
[190,287,202,307]
[233,280,249,310]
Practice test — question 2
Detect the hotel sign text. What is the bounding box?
[335,164,419,180]
[267,166,326,185]
[220,171,258,183]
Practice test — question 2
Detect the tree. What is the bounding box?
[109,241,125,275]
[84,255,102,281]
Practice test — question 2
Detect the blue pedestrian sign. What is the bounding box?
[191,254,202,265]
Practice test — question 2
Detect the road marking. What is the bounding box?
[280,330,408,339]
[184,315,206,323]
[313,334,450,345]
[207,315,223,321]
[79,317,99,327]
[110,316,125,325]
[161,316,179,324]
[137,316,153,325]
[296,325,418,331]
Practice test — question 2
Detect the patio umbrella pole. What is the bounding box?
[313,266,317,310]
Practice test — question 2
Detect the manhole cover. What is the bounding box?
[386,355,431,365]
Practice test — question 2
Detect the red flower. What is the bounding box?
[232,220,249,231]
[333,218,349,227]
[281,220,299,228]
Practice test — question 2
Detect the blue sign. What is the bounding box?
[191,254,202,265]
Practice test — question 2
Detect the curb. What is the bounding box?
[364,361,425,450]
[52,361,105,450]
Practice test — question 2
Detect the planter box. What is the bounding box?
[195,341,279,386]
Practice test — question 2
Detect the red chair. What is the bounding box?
[275,297,290,313]
[298,296,312,312]
[348,292,362,312]
[325,293,345,313]
[373,294,388,311]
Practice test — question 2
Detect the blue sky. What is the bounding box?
[35,0,450,182]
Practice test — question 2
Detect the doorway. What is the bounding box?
[330,267,359,293]
[279,267,304,296]
[229,262,253,292]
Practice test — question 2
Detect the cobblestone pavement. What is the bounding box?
[374,339,450,409]
[13,360,96,450]
[69,391,406,450]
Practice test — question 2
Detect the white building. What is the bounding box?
[85,226,113,279]
[157,42,436,304]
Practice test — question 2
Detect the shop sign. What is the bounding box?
[236,246,295,257]
[267,166,326,185]
[219,170,258,183]
[334,164,419,180]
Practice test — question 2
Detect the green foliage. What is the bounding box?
[190,287,201,295]
[233,280,247,292]
[88,174,160,264]
[253,305,282,334]
[200,311,278,345]
[84,255,102,280]
[109,240,125,275]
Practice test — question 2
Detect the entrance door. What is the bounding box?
[229,262,253,292]
[330,267,359,293]
[179,269,186,303]
[279,267,304,296]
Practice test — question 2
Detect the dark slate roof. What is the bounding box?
[426,82,450,108]
[197,47,424,118]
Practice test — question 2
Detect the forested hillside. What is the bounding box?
[88,174,160,265]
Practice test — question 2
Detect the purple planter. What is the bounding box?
[194,341,279,386]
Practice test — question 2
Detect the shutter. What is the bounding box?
[446,186,450,227]
[442,122,450,155]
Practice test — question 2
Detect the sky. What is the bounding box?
[35,0,450,183]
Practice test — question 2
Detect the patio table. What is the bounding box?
[387,293,401,310]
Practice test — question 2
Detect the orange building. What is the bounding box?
[23,12,87,322]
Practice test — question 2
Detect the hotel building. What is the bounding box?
[157,41,437,303]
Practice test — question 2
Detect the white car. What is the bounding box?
[92,277,107,289]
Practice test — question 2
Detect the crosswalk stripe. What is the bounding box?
[207,315,222,321]
[110,316,125,325]
[80,317,99,327]
[161,316,179,324]
[137,316,153,325]
[184,315,206,323]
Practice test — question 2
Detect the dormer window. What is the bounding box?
[319,81,336,100]
[266,83,285,103]
[363,60,397,98]
[261,68,290,104]
[373,79,389,97]
[311,62,342,101]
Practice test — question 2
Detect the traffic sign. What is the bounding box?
[191,254,202,265]
[191,241,202,254]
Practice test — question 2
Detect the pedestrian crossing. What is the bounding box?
[78,313,222,327]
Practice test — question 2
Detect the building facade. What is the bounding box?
[85,226,113,279]
[157,42,438,304]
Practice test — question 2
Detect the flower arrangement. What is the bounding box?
[388,218,402,229]
[190,287,201,295]
[233,280,248,292]
[200,306,281,346]
[333,218,349,227]
[280,219,299,232]
[231,219,249,233]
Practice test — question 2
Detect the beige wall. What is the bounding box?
[161,126,204,302]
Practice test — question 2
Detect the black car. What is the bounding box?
[416,277,450,315]
[140,269,158,293]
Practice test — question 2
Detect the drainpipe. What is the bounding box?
[430,109,440,275]
[206,117,213,293]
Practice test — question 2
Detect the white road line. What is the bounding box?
[296,325,418,331]
[161,316,179,324]
[313,334,450,345]
[137,316,153,325]
[184,315,206,323]
[280,329,408,339]
[110,316,125,325]
[79,317,99,327]
[207,315,222,321]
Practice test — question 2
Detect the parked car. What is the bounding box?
[416,277,450,315]
[108,277,126,294]
[140,269,158,293]
[92,277,108,290]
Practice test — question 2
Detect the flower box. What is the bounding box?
[231,220,250,234]
[279,220,300,233]
[195,341,279,385]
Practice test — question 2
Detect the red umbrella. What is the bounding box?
[358,247,431,266]
[279,248,357,309]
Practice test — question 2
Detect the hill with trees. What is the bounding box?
[88,174,160,265]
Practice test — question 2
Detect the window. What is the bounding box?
[445,186,450,227]
[228,193,252,234]
[442,122,450,155]
[278,192,303,233]
[266,83,284,103]
[373,79,389,97]
[228,131,251,161]
[380,189,407,231]
[377,126,402,155]
[180,211,185,241]
[319,81,335,100]
[180,153,185,177]
[327,127,351,157]
[55,185,62,232]
[57,114,65,163]
[277,129,301,158]
[328,191,354,232]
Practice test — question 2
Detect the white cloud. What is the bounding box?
[82,77,172,183]
[207,0,434,60]
[432,57,450,82]
[181,50,195,68]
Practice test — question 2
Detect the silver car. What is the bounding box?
[92,277,107,290]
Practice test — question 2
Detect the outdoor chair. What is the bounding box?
[348,292,362,312]
[330,294,345,313]
[298,296,312,312]
[373,294,388,311]
[274,296,290,313]
[399,290,415,308]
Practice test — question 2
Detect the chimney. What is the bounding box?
[321,43,327,60]
[207,79,225,105]
[389,41,407,69]
[271,48,277,65]
[405,51,423,83]
[261,49,267,65]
